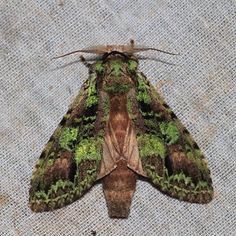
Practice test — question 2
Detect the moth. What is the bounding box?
[29,40,213,218]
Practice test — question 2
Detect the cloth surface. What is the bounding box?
[0,0,235,235]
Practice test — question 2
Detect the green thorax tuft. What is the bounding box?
[94,54,139,95]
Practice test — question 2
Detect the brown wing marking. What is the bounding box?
[98,120,146,179]
[97,123,118,179]
[124,121,146,177]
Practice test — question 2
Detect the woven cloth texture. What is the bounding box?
[0,1,235,235]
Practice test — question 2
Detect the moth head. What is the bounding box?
[53,39,178,59]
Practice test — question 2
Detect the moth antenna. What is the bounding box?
[52,50,89,59]
[131,47,179,56]
[52,42,179,59]
[128,39,177,55]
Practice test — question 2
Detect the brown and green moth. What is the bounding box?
[29,40,213,218]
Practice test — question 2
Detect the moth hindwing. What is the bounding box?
[29,42,213,218]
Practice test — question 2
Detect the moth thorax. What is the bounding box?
[103,75,133,95]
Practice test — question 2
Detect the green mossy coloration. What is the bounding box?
[83,115,96,122]
[85,74,99,108]
[159,121,180,145]
[82,123,95,132]
[30,52,213,213]
[94,61,104,73]
[184,134,195,147]
[73,118,82,124]
[34,160,46,171]
[195,181,209,190]
[137,134,166,159]
[186,145,202,161]
[31,165,99,207]
[103,95,110,119]
[74,165,98,186]
[186,148,194,160]
[145,150,213,198]
[85,94,98,108]
[146,167,212,197]
[139,109,155,117]
[46,159,54,166]
[184,134,203,158]
[168,172,194,187]
[63,114,70,120]
[43,141,54,157]
[86,168,97,175]
[185,147,209,179]
[195,158,210,174]
[34,191,48,201]
[48,179,74,196]
[136,72,213,203]
[31,166,46,189]
[74,137,102,165]
[195,149,203,158]
[126,94,138,120]
[111,60,122,77]
[104,82,132,94]
[165,108,173,115]
[136,74,151,104]
[128,59,138,71]
[144,119,159,130]
[59,127,78,151]
[127,96,133,114]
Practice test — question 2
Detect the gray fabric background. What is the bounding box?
[0,0,235,235]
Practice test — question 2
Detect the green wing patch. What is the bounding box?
[134,73,213,203]
[29,71,107,212]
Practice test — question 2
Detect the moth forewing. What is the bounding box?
[29,41,213,218]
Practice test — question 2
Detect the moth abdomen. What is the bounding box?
[103,159,137,218]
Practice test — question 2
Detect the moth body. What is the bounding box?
[29,42,213,218]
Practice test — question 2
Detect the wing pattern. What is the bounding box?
[128,72,213,203]
[29,49,214,215]
[29,72,107,211]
